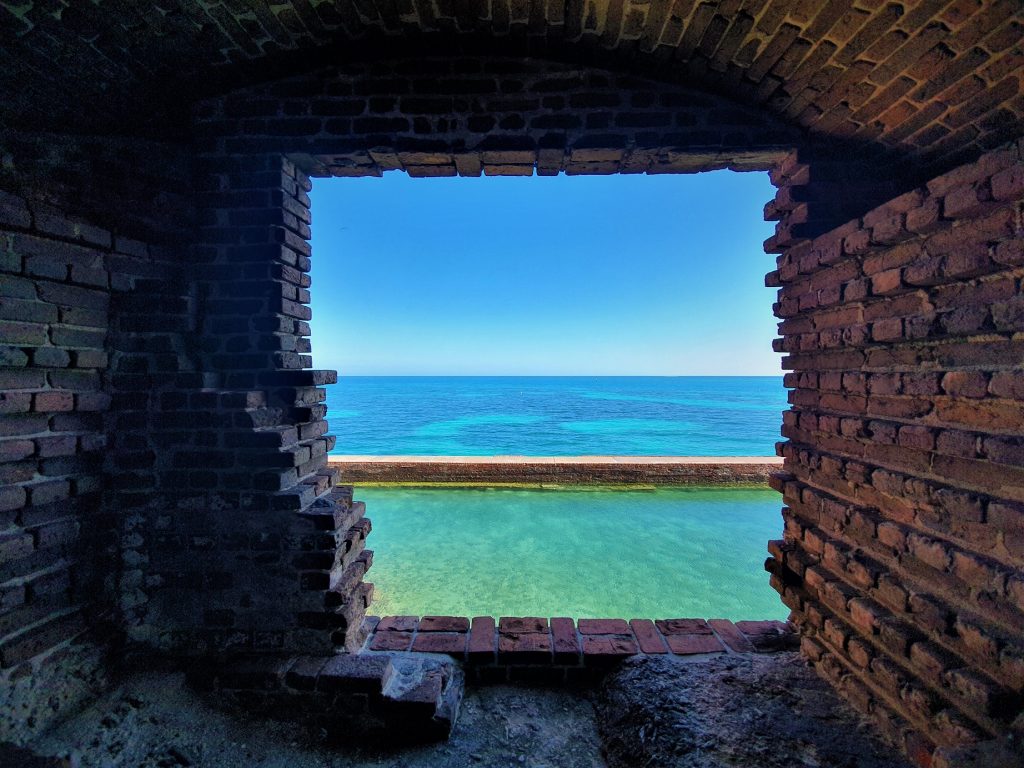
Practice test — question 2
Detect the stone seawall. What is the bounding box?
[328,456,783,485]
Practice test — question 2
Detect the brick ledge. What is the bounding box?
[328,456,783,485]
[363,615,796,684]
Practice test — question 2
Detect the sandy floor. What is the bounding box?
[31,672,605,768]
[24,653,912,768]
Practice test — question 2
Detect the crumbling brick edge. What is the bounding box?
[194,615,794,741]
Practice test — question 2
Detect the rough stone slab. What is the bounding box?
[597,654,912,768]
[317,654,390,693]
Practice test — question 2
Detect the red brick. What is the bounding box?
[628,619,668,654]
[942,183,987,218]
[871,268,903,295]
[35,435,76,458]
[28,480,70,507]
[988,371,1024,399]
[582,635,637,663]
[664,633,724,655]
[993,238,1024,267]
[988,501,1024,553]
[906,198,941,233]
[708,618,755,653]
[843,228,870,255]
[418,615,469,632]
[0,439,34,462]
[822,617,848,650]
[369,631,413,651]
[550,617,580,663]
[940,371,987,398]
[877,617,918,657]
[871,317,903,341]
[847,637,873,668]
[577,618,630,635]
[468,616,495,662]
[909,641,957,685]
[950,549,1001,591]
[655,618,712,635]
[990,164,1024,201]
[497,632,551,664]
[32,392,74,412]
[953,617,998,665]
[908,533,951,571]
[999,646,1024,690]
[870,215,906,245]
[0,486,26,512]
[945,667,1004,716]
[934,429,977,458]
[376,615,418,632]
[735,620,791,639]
[412,632,467,656]
[935,397,1024,432]
[898,425,934,451]
[848,598,885,634]
[0,533,33,561]
[498,616,547,634]
[875,573,909,611]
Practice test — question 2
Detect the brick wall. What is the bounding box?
[766,142,1024,765]
[0,191,167,741]
[195,56,801,173]
[2,48,1021,763]
[3,0,1020,188]
[116,55,809,661]
[122,153,372,656]
[0,135,193,742]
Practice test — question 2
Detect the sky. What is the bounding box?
[308,169,781,376]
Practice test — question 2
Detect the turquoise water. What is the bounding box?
[360,486,787,620]
[327,376,786,455]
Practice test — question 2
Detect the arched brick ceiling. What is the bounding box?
[1,0,1021,177]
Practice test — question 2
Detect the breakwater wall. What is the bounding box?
[327,456,783,485]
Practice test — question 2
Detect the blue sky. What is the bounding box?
[309,170,780,376]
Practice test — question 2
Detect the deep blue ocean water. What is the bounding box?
[325,376,786,455]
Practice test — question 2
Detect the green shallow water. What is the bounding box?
[357,486,789,621]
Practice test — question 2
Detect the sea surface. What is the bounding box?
[326,376,786,456]
[360,486,788,620]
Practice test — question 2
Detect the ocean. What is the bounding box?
[362,485,788,620]
[325,376,786,456]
